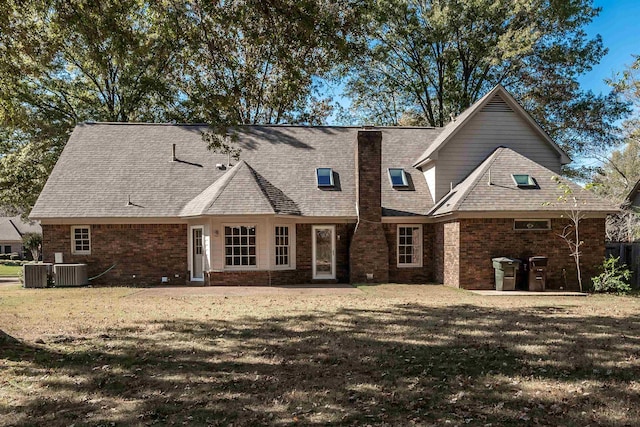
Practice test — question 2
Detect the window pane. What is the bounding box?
[316,168,333,186]
[275,226,290,266]
[389,168,407,186]
[398,226,421,266]
[225,225,258,268]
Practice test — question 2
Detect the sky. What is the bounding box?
[578,0,640,94]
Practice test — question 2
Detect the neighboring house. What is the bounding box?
[627,179,640,211]
[0,216,42,259]
[30,85,615,290]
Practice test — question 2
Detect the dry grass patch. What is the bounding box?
[1,284,640,426]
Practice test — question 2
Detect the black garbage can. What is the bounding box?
[492,257,521,291]
[528,256,548,291]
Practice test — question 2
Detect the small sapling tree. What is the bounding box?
[22,232,42,261]
[544,176,588,292]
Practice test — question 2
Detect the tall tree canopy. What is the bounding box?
[172,0,365,125]
[340,0,629,163]
[0,0,366,214]
[0,0,184,212]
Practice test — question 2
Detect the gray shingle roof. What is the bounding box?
[429,147,616,216]
[180,160,276,216]
[0,216,41,241]
[30,124,441,219]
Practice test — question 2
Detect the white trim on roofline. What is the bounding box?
[412,85,571,169]
[429,210,612,222]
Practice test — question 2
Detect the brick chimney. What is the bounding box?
[349,130,389,283]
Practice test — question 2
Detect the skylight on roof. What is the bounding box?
[388,168,408,187]
[316,168,334,187]
[512,174,536,188]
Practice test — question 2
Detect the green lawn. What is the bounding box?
[0,264,21,277]
[1,284,640,426]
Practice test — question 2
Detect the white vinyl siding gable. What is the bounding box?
[433,95,562,202]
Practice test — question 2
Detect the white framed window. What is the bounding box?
[388,168,408,187]
[316,168,334,187]
[514,219,550,231]
[224,225,257,267]
[275,226,290,267]
[397,225,422,267]
[71,226,91,255]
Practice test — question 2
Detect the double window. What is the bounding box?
[397,225,422,267]
[71,226,91,255]
[224,226,256,267]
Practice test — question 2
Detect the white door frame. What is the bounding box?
[190,225,205,281]
[312,225,336,279]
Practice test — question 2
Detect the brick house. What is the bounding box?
[0,216,41,259]
[30,86,614,289]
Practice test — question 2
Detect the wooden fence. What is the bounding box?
[605,242,640,288]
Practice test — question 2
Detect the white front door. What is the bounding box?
[191,226,204,281]
[312,225,335,279]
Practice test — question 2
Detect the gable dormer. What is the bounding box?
[415,85,571,203]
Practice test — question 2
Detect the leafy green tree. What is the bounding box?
[22,232,42,261]
[340,0,629,162]
[0,0,184,213]
[609,55,640,141]
[0,0,366,214]
[591,139,640,203]
[171,0,366,125]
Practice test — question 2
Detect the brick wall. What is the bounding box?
[443,221,460,288]
[42,224,188,286]
[383,223,434,283]
[454,218,605,290]
[350,130,389,283]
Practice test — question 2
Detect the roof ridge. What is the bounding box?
[413,86,502,167]
[81,122,440,130]
[8,218,23,237]
[243,163,280,213]
[412,85,571,167]
[202,160,250,213]
[447,147,506,212]
[210,160,275,214]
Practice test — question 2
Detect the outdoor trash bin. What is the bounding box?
[528,256,548,291]
[492,257,521,291]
